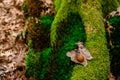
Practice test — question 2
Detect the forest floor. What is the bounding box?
[0,0,32,79]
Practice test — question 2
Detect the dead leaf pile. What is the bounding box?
[0,0,28,79]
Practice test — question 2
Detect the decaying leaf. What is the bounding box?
[66,41,93,66]
[76,41,93,60]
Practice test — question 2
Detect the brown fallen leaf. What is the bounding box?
[66,50,88,66]
[76,41,93,60]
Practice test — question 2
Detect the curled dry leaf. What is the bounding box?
[66,50,88,66]
[76,41,93,60]
[66,42,93,66]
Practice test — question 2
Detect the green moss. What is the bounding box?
[25,15,53,79]
[26,40,40,77]
[26,0,111,79]
[23,0,28,13]
[26,14,86,80]
[54,0,62,11]
[26,40,52,79]
[51,0,81,46]
[51,0,70,46]
[26,15,53,51]
[52,13,86,80]
[37,48,52,80]
[40,14,54,30]
[118,0,120,3]
[50,0,110,79]
[70,0,110,80]
[99,0,119,16]
[108,16,120,78]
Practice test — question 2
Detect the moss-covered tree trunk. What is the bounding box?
[26,0,120,80]
[50,0,119,80]
[71,1,109,79]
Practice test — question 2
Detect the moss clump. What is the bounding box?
[50,0,79,46]
[23,0,28,13]
[26,0,112,79]
[25,15,53,79]
[109,16,120,46]
[40,15,54,30]
[26,40,52,80]
[26,13,86,80]
[100,0,119,16]
[25,40,41,77]
[51,13,86,80]
[71,0,110,79]
[108,16,120,78]
[54,0,62,11]
[37,48,52,80]
[26,15,53,51]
